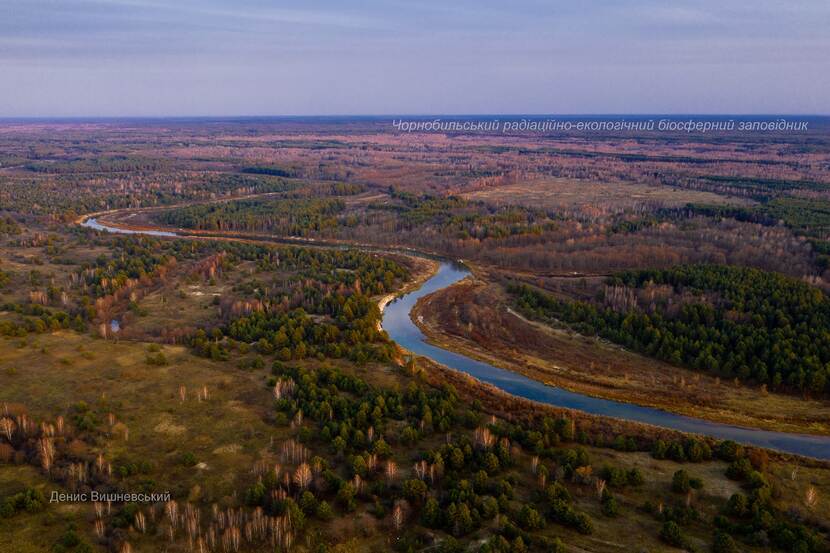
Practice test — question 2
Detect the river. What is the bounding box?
[82,217,830,459]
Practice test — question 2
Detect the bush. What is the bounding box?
[726,458,753,480]
[402,479,428,502]
[0,488,45,518]
[601,491,620,517]
[311,500,332,521]
[548,498,592,534]
[52,523,93,553]
[712,530,738,553]
[601,465,629,488]
[667,442,687,462]
[672,470,692,493]
[179,451,198,467]
[672,470,703,493]
[660,521,686,548]
[717,441,743,462]
[725,493,747,518]
[145,352,168,366]
[685,439,712,462]
[422,497,440,527]
[627,468,645,486]
[516,505,544,530]
[573,511,594,535]
[299,491,317,514]
[544,482,570,503]
[747,449,769,471]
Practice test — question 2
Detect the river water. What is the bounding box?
[381,262,830,460]
[83,217,177,237]
[81,217,830,459]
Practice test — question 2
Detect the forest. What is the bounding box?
[511,264,830,394]
[154,187,559,244]
[244,361,824,553]
[156,197,348,236]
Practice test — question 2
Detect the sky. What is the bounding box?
[1,0,829,117]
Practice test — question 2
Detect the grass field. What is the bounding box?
[0,330,285,552]
[0,331,280,496]
[0,464,89,553]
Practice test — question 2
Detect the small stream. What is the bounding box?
[82,217,830,459]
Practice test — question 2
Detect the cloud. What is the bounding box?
[0,0,828,115]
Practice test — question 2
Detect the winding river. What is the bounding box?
[82,217,830,459]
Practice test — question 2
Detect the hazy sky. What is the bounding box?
[1,0,829,116]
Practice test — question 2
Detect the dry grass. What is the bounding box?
[122,281,225,338]
[0,331,282,505]
[0,464,88,552]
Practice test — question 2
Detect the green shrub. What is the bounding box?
[711,530,738,553]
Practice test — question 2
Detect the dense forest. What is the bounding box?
[153,182,366,235]
[258,363,825,553]
[511,265,830,394]
[369,190,558,240]
[23,156,171,174]
[155,188,559,243]
[217,259,405,364]
[0,172,300,219]
[688,198,830,239]
[163,238,411,363]
[157,197,348,235]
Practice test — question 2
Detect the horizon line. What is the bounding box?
[1,113,829,122]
